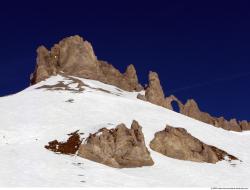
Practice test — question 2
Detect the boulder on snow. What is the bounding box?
[150,125,238,163]
[45,130,83,155]
[78,120,154,168]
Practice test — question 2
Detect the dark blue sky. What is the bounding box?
[0,1,250,120]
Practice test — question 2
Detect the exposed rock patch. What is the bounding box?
[37,75,85,93]
[31,35,142,92]
[150,125,238,163]
[45,130,83,155]
[78,120,154,168]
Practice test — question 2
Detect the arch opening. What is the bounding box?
[171,101,180,113]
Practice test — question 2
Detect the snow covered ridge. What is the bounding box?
[0,75,250,187]
[30,35,250,132]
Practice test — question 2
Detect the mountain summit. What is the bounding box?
[30,35,142,92]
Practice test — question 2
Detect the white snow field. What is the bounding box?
[0,75,249,187]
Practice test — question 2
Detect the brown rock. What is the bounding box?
[30,46,56,85]
[228,119,242,132]
[124,64,143,91]
[78,120,154,168]
[178,99,246,132]
[239,120,250,131]
[45,130,83,155]
[99,61,142,91]
[150,125,238,163]
[180,99,215,125]
[145,71,165,107]
[214,117,229,130]
[31,35,142,92]
[164,95,184,110]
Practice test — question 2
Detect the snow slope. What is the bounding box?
[0,75,249,187]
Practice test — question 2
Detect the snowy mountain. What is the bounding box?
[1,74,250,187]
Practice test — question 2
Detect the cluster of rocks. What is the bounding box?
[32,35,250,132]
[31,35,143,92]
[164,97,250,132]
[137,71,250,132]
[150,125,238,163]
[78,120,154,168]
[45,121,238,167]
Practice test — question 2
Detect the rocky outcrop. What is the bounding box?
[45,130,83,155]
[144,71,166,107]
[165,96,250,132]
[98,61,143,91]
[240,120,250,131]
[78,120,154,168]
[150,126,238,163]
[164,95,183,110]
[32,35,250,132]
[180,99,216,125]
[31,35,142,92]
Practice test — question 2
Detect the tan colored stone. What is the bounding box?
[99,61,142,91]
[78,120,154,168]
[124,64,144,91]
[145,71,165,107]
[31,35,142,92]
[239,120,250,131]
[180,99,216,125]
[228,119,241,132]
[164,95,184,110]
[173,98,245,132]
[30,46,56,85]
[150,125,238,163]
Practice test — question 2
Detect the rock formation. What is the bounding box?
[78,120,154,168]
[32,35,250,132]
[165,96,250,132]
[180,99,217,125]
[144,71,166,107]
[31,35,142,91]
[150,125,238,163]
[164,95,183,110]
[240,120,250,131]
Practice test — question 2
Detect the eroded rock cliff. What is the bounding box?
[32,35,250,132]
[165,96,250,132]
[31,35,142,91]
